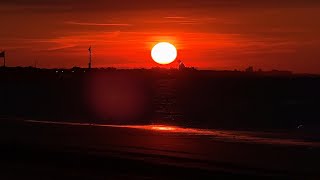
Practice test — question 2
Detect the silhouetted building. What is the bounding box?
[177,60,186,71]
[245,66,254,73]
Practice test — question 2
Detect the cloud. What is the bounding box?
[2,0,320,13]
[64,21,132,27]
[163,16,188,19]
[140,16,223,25]
[46,45,77,51]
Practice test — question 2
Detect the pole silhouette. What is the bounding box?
[88,46,92,69]
[0,51,5,67]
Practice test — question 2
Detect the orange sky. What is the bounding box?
[1,0,320,73]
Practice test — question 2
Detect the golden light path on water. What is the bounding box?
[24,120,320,147]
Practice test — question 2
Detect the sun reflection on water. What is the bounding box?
[150,125,177,131]
[23,120,320,147]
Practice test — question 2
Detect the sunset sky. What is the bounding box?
[1,0,320,73]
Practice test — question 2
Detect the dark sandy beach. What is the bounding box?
[0,118,319,179]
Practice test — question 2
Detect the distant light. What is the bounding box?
[84,70,86,73]
[72,71,75,73]
[56,71,58,73]
[62,71,64,73]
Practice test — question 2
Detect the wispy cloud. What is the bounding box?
[163,16,188,19]
[158,16,229,25]
[46,45,77,51]
[65,21,132,26]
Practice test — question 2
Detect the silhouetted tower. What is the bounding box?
[88,46,92,69]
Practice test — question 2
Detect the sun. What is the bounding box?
[151,42,177,65]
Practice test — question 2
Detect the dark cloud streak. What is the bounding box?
[65,21,132,26]
[2,0,320,12]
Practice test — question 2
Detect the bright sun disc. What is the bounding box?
[151,42,177,65]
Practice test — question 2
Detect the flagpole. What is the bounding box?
[88,46,92,70]
[3,51,5,68]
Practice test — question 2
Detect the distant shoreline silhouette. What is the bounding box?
[0,66,313,76]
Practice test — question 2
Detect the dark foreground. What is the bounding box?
[1,69,320,179]
[0,119,319,179]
